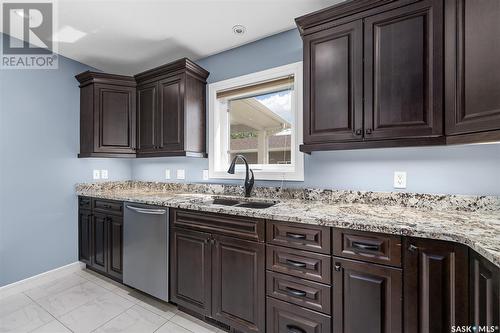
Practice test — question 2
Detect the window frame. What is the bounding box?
[208,62,304,181]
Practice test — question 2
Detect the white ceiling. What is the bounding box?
[2,0,343,75]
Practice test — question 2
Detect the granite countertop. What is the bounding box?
[76,181,500,268]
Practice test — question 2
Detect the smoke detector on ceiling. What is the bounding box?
[232,25,246,36]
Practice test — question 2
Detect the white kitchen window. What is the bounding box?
[208,62,304,181]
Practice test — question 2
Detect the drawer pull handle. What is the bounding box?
[285,287,307,297]
[286,259,307,268]
[286,325,306,333]
[286,232,306,240]
[352,241,380,251]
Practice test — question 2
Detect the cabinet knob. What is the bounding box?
[355,129,362,136]
[408,244,418,252]
[334,263,342,272]
[365,128,372,134]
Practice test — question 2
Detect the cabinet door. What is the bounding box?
[445,0,500,135]
[94,84,136,153]
[332,257,402,333]
[78,209,92,265]
[158,75,184,153]
[404,238,468,333]
[303,20,363,144]
[170,228,212,316]
[107,215,123,280]
[469,251,499,329]
[137,82,158,153]
[212,235,265,332]
[91,213,108,274]
[364,0,443,140]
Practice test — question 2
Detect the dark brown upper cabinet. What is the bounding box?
[445,0,500,144]
[135,58,209,158]
[403,237,469,333]
[303,20,363,145]
[76,72,137,158]
[363,0,443,141]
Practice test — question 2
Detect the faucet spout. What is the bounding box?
[227,155,255,197]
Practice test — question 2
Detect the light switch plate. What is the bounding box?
[394,171,407,189]
[165,169,171,180]
[93,169,100,180]
[101,170,108,179]
[177,169,185,180]
[202,169,209,180]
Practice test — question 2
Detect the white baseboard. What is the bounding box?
[0,261,85,298]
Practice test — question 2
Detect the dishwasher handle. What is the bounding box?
[126,205,167,215]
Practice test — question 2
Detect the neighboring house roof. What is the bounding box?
[230,135,291,151]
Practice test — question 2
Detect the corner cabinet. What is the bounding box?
[78,197,123,281]
[76,58,209,158]
[75,72,136,158]
[403,237,469,333]
[135,58,209,158]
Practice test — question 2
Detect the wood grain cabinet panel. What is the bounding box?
[267,245,331,284]
[107,215,123,280]
[445,0,500,141]
[91,212,108,275]
[332,257,402,333]
[212,235,265,333]
[76,72,136,158]
[78,208,92,266]
[266,221,331,254]
[469,250,500,329]
[302,20,363,146]
[137,82,158,152]
[170,227,212,316]
[267,297,331,333]
[364,0,443,141]
[404,237,469,333]
[333,228,402,267]
[158,76,183,152]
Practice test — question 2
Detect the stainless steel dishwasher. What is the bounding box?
[123,203,168,301]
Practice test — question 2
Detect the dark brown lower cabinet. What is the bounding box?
[170,228,212,316]
[469,250,500,329]
[78,208,92,265]
[267,297,331,333]
[78,198,123,281]
[92,212,108,275]
[332,257,402,333]
[170,224,265,333]
[212,235,265,333]
[404,238,469,333]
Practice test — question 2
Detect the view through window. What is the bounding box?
[225,79,293,166]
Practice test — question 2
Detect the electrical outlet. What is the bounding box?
[101,170,108,179]
[394,171,407,189]
[93,169,100,180]
[176,169,185,180]
[202,169,209,181]
[165,169,171,180]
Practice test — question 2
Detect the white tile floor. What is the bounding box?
[0,268,224,333]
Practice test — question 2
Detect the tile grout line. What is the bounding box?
[24,292,75,333]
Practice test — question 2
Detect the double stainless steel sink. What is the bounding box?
[209,197,278,209]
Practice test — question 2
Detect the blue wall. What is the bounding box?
[0,38,132,287]
[131,29,500,196]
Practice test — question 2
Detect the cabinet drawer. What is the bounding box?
[93,199,123,216]
[267,221,331,254]
[171,209,265,242]
[266,271,331,314]
[267,297,331,333]
[267,245,331,284]
[333,228,402,267]
[79,196,92,210]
